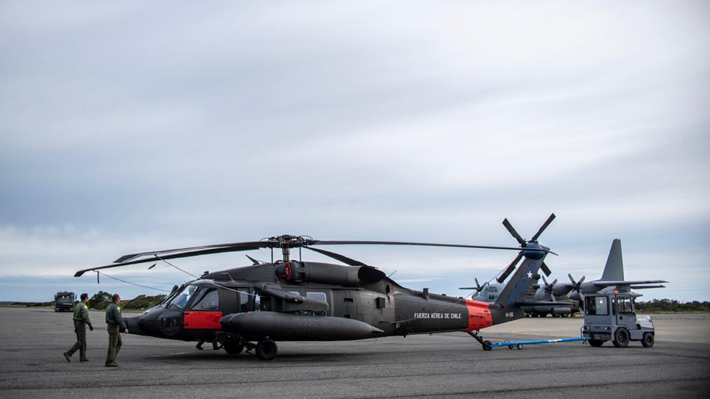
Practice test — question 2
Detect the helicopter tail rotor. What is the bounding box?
[497,214,555,283]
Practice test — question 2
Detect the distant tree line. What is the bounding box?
[87,291,166,310]
[635,299,710,312]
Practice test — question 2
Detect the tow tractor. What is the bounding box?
[581,290,655,348]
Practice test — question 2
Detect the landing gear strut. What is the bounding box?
[468,331,492,351]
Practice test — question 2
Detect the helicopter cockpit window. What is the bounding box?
[171,284,198,309]
[191,288,219,311]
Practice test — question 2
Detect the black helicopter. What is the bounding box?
[75,214,558,360]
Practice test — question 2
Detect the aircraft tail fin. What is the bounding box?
[600,239,624,281]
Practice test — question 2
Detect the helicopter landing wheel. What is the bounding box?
[256,338,278,361]
[483,340,492,351]
[223,341,244,355]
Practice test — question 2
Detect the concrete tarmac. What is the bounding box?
[0,308,708,398]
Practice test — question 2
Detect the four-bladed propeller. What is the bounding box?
[541,275,558,301]
[568,274,586,294]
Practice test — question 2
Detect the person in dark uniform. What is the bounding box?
[63,293,93,362]
[196,338,220,350]
[105,293,128,367]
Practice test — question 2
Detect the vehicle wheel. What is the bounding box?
[256,339,278,360]
[223,341,244,355]
[508,345,514,350]
[641,332,655,348]
[612,328,629,348]
[588,339,604,347]
[517,344,523,350]
[483,340,492,351]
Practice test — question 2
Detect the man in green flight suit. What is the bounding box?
[105,293,128,367]
[63,293,93,362]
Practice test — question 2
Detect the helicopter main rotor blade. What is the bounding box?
[530,213,556,242]
[74,244,264,277]
[77,234,553,278]
[502,219,526,245]
[114,236,548,266]
[312,240,537,252]
[113,240,278,264]
[303,246,367,267]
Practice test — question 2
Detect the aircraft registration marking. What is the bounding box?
[413,313,462,319]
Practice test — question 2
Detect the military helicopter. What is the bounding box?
[75,214,558,360]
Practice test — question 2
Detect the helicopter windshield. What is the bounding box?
[170,284,198,309]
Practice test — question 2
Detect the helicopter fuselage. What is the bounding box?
[125,261,495,344]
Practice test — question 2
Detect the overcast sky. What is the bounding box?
[1,1,708,302]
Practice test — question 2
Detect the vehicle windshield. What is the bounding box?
[617,297,634,313]
[170,284,198,309]
[585,296,609,316]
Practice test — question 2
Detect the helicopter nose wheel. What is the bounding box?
[256,338,278,361]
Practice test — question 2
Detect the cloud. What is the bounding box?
[0,1,708,301]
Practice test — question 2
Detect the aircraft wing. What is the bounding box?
[592,280,668,288]
[629,285,666,289]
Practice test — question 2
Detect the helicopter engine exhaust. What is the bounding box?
[276,262,386,287]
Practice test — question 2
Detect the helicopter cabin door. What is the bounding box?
[183,287,222,330]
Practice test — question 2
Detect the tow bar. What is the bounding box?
[488,337,586,350]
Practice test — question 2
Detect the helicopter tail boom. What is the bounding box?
[490,256,547,325]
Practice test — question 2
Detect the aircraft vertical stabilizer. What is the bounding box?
[600,239,624,281]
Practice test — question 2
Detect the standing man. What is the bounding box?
[63,293,93,362]
[105,293,128,367]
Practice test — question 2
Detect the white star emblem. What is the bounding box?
[527,271,533,279]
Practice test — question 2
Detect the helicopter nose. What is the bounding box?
[129,306,164,337]
[124,315,143,335]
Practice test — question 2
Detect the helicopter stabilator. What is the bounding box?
[75,214,559,360]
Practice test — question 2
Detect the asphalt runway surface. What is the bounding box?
[1,308,708,398]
